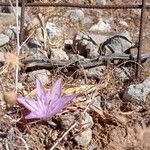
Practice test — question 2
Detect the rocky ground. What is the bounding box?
[0,0,150,150]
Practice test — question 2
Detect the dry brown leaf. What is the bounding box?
[64,84,95,95]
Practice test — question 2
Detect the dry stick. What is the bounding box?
[40,14,47,50]
[49,122,77,150]
[8,1,34,91]
[0,64,9,75]
[20,31,34,48]
[9,0,20,91]
[8,0,16,16]
[15,0,20,56]
[15,0,20,92]
[41,26,47,50]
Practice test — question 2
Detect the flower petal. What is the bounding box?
[36,79,45,100]
[47,94,76,117]
[25,112,37,119]
[51,78,62,103]
[25,112,41,119]
[59,94,76,108]
[36,79,47,110]
[45,90,51,105]
[17,97,38,111]
[25,109,48,119]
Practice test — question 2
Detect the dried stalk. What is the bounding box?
[15,0,20,91]
[9,0,20,91]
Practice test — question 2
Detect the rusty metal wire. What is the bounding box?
[136,0,146,78]
[19,0,25,45]
[0,1,148,78]
[0,2,150,9]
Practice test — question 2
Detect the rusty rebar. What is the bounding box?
[136,0,146,78]
[20,3,146,9]
[0,2,150,9]
[19,0,26,45]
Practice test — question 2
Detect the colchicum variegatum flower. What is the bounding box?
[17,79,76,119]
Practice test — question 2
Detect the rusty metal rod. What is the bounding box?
[23,3,145,9]
[0,2,150,9]
[19,0,26,45]
[136,0,146,78]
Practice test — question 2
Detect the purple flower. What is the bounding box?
[17,79,76,119]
